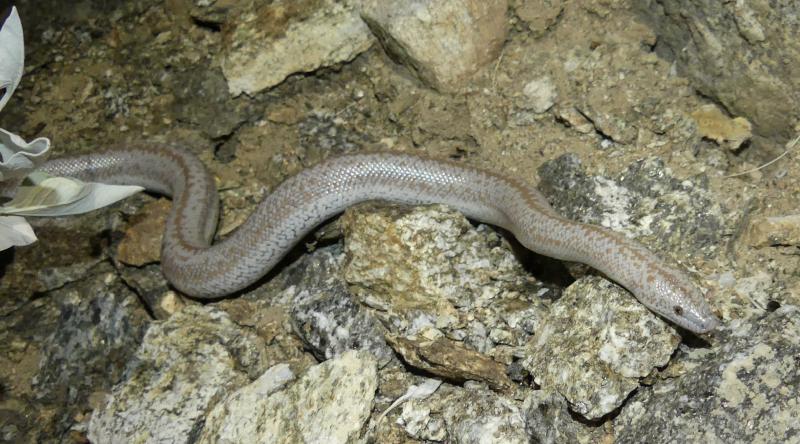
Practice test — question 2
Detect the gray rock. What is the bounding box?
[361,0,508,92]
[397,383,528,443]
[170,67,255,140]
[634,0,800,136]
[88,305,270,443]
[0,269,149,442]
[524,389,603,444]
[221,0,374,95]
[291,278,395,367]
[251,244,395,366]
[538,154,723,258]
[199,350,378,444]
[0,211,112,316]
[615,306,800,443]
[524,276,680,419]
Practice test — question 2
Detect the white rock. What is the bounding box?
[199,350,378,444]
[222,0,373,95]
[361,0,508,91]
[522,76,557,113]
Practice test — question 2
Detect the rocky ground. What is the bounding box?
[1,0,798,443]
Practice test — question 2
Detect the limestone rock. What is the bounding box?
[88,306,270,443]
[0,270,150,442]
[291,277,396,367]
[397,383,528,443]
[615,306,800,443]
[221,0,374,95]
[199,350,378,444]
[361,0,508,91]
[341,203,550,362]
[538,154,723,259]
[524,276,681,419]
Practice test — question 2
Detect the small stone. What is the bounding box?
[744,214,800,248]
[360,0,508,91]
[116,199,170,266]
[554,106,595,133]
[691,104,752,150]
[265,104,302,125]
[522,76,558,113]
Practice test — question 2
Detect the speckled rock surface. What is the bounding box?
[615,306,800,443]
[341,203,550,363]
[88,305,270,443]
[0,269,149,442]
[0,211,112,315]
[221,0,373,95]
[249,244,396,367]
[290,271,395,367]
[200,350,378,444]
[361,0,508,92]
[396,383,528,443]
[524,389,606,444]
[538,153,724,259]
[525,276,680,419]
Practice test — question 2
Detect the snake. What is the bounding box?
[41,143,720,333]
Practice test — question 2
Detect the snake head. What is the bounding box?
[647,269,720,334]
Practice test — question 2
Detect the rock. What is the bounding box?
[397,383,528,443]
[361,0,508,91]
[636,0,800,136]
[521,76,558,114]
[514,0,564,36]
[690,104,752,150]
[0,270,149,442]
[524,389,604,444]
[538,154,723,258]
[0,211,112,315]
[291,278,396,367]
[341,203,550,361]
[199,350,378,444]
[88,305,270,443]
[171,67,256,139]
[221,0,373,95]
[615,306,800,443]
[386,334,514,391]
[118,264,187,319]
[524,276,681,419]
[744,214,800,248]
[554,105,595,134]
[116,198,170,266]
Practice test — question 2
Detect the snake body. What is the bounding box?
[41,143,719,333]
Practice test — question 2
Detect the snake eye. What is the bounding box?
[673,305,684,316]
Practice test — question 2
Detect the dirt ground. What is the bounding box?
[1,0,798,441]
